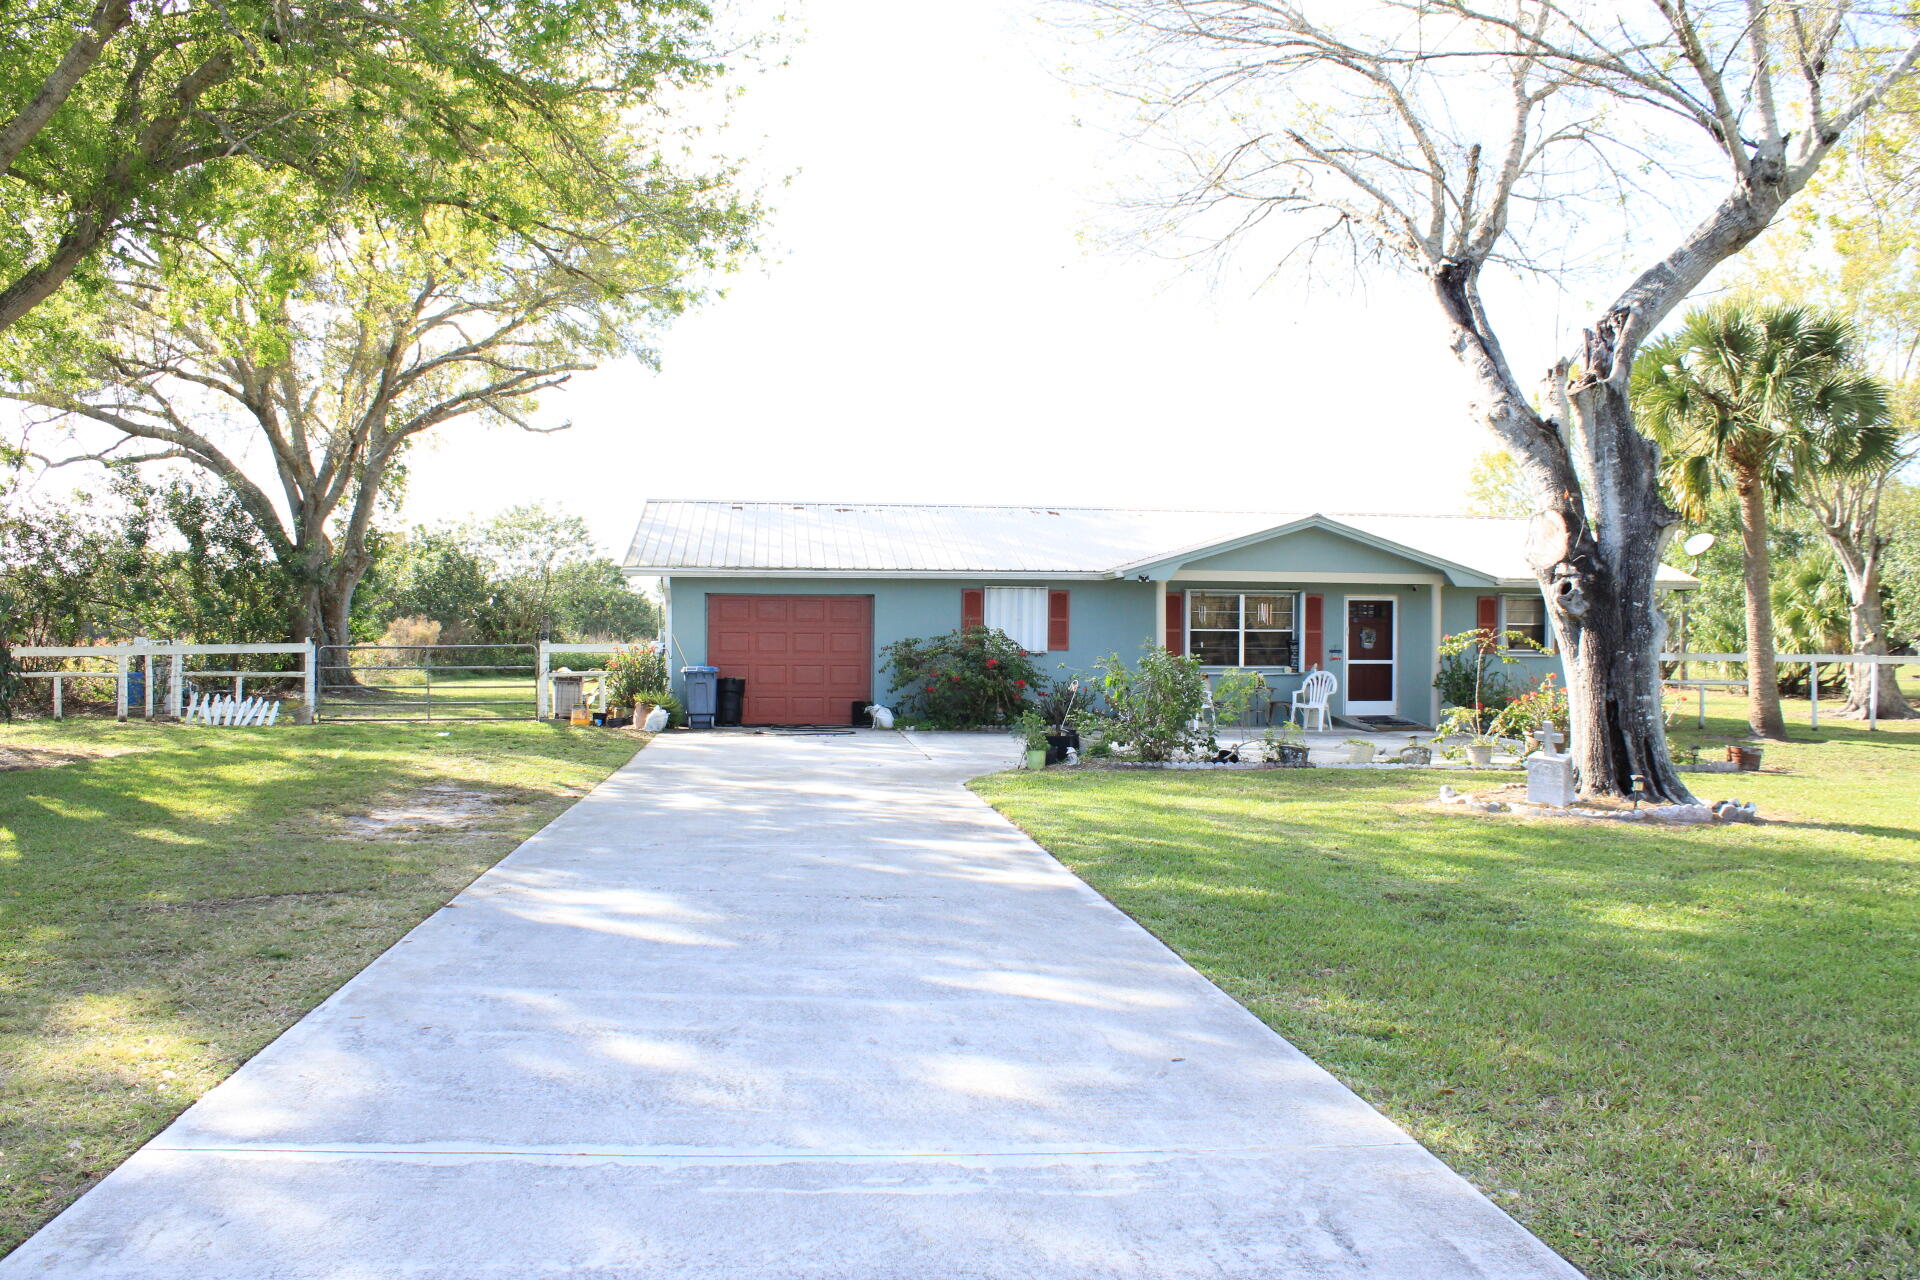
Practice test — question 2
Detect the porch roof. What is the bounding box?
[623,500,1699,588]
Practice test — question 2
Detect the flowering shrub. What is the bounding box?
[1490,673,1570,748]
[604,642,670,712]
[881,627,1044,727]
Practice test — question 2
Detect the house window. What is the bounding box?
[1503,594,1549,649]
[983,587,1050,652]
[1188,592,1298,667]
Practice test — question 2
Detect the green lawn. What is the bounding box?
[0,718,644,1256]
[974,695,1920,1280]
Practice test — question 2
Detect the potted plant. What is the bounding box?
[1035,675,1095,761]
[1394,735,1433,766]
[1340,737,1377,764]
[1259,720,1311,767]
[1014,710,1051,770]
[1435,706,1501,766]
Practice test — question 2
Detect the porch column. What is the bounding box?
[1431,584,1445,727]
[1153,579,1167,649]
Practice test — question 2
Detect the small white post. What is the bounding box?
[535,640,551,720]
[1809,663,1818,730]
[169,653,184,719]
[115,656,129,721]
[143,653,154,719]
[304,640,318,721]
[1697,683,1705,729]
[1869,662,1880,732]
[52,674,63,720]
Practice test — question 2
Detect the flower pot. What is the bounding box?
[1728,745,1765,772]
[1044,734,1074,765]
[1464,742,1495,768]
[1344,742,1376,764]
[1024,748,1048,771]
[1276,743,1311,768]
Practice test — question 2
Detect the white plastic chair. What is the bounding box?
[1289,669,1337,731]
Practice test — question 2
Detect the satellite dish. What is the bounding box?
[1683,532,1716,557]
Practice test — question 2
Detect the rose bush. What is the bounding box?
[881,627,1045,727]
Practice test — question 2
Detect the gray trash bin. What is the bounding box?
[680,666,719,729]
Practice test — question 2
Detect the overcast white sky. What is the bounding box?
[399,0,1563,559]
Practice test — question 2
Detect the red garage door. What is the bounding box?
[707,595,874,725]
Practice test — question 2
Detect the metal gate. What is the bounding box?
[317,643,538,721]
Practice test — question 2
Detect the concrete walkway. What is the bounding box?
[3,730,1580,1278]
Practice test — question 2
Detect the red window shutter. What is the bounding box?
[1303,593,1324,669]
[1164,590,1185,654]
[961,588,985,631]
[1476,595,1500,648]
[1047,589,1071,651]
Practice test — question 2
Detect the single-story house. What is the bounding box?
[623,501,1697,727]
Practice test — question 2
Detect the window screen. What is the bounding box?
[1504,594,1549,649]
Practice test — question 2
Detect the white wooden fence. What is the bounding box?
[1662,651,1915,730]
[534,640,620,720]
[12,642,316,721]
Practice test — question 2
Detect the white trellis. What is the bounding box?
[11,642,317,721]
[184,692,282,726]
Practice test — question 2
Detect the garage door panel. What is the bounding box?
[706,595,872,726]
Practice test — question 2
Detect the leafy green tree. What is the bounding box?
[1635,304,1900,738]
[10,149,749,645]
[1463,450,1531,518]
[0,0,741,337]
[1,467,289,643]
[1728,81,1920,719]
[356,505,656,645]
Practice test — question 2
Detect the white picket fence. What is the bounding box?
[183,692,282,726]
[12,642,316,721]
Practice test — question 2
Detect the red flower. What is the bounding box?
[951,674,961,682]
[925,685,935,693]
[985,658,998,668]
[1015,679,1026,688]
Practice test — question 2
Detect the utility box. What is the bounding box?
[550,671,586,721]
[681,666,719,729]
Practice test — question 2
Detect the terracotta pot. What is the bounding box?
[1728,745,1765,772]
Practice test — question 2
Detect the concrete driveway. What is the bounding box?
[2,730,1580,1278]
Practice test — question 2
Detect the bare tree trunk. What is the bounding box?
[1554,370,1696,803]
[1734,475,1788,738]
[1832,552,1915,719]
[1811,490,1918,720]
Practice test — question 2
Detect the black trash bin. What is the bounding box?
[716,677,745,727]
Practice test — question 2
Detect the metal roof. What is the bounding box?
[623,500,1699,587]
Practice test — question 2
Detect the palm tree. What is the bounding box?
[1634,304,1899,739]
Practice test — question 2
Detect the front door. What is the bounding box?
[1345,598,1397,717]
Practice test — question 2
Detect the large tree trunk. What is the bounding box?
[1552,365,1697,804]
[1818,516,1917,720]
[1734,474,1789,738]
[1434,271,1696,803]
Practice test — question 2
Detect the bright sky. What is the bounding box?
[398,0,1544,560]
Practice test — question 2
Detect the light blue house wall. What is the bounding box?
[664,541,1564,724]
[635,506,1625,727]
[664,576,1157,704]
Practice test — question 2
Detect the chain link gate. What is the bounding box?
[317,643,539,721]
